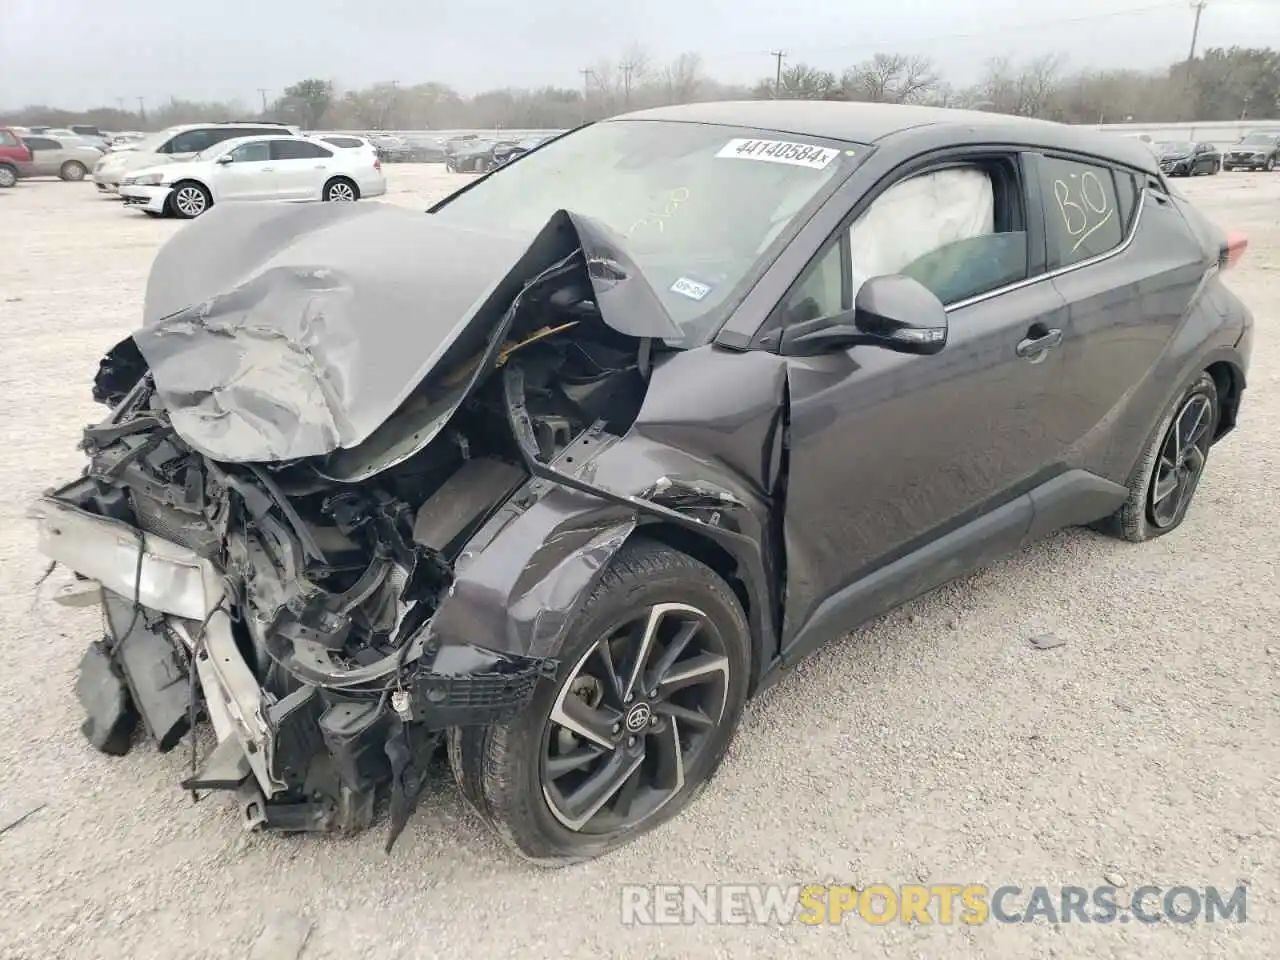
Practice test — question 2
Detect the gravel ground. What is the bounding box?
[0,166,1276,960]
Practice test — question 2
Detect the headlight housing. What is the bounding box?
[134,173,165,186]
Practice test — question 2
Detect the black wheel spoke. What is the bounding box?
[644,619,700,692]
[611,764,644,819]
[623,606,667,700]
[555,747,645,828]
[1152,470,1179,505]
[546,743,608,780]
[553,693,622,750]
[650,720,685,793]
[593,641,626,706]
[656,653,730,698]
[653,700,716,729]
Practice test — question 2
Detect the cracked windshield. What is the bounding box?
[430,119,858,342]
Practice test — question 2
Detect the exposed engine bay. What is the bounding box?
[38,243,660,849]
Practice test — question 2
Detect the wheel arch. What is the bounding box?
[323,174,360,199]
[1205,357,1245,440]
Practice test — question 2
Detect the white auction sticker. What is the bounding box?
[715,138,842,170]
[670,277,713,301]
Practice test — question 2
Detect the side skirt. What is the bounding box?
[766,469,1128,678]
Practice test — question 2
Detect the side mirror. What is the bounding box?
[215,154,233,165]
[778,275,948,357]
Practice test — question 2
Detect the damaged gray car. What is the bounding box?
[33,101,1253,864]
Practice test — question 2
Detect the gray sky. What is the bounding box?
[2,0,1278,110]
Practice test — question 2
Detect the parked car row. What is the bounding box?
[445,134,551,173]
[1151,131,1280,176]
[1,121,384,217]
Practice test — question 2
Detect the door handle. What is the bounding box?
[1016,328,1063,360]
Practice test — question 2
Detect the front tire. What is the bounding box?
[168,181,211,218]
[60,160,87,181]
[1093,372,1219,542]
[448,538,751,864]
[1266,156,1277,173]
[0,164,16,188]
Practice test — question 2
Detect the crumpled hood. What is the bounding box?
[128,200,679,465]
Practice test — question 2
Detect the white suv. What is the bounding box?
[93,121,298,194]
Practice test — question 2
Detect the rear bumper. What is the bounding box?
[31,493,552,832]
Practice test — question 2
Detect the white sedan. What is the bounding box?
[118,134,386,218]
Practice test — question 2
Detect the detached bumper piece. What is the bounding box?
[400,643,557,726]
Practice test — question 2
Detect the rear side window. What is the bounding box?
[165,129,220,154]
[25,137,59,150]
[0,130,19,147]
[272,140,332,160]
[1039,156,1126,269]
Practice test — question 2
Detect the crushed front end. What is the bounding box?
[33,381,555,845]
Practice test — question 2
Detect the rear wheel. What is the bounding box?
[60,160,87,181]
[448,538,751,864]
[168,181,211,218]
[0,164,16,188]
[323,177,359,202]
[1092,372,1219,542]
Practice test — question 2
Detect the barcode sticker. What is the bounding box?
[715,138,842,170]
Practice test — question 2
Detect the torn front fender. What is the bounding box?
[429,344,791,690]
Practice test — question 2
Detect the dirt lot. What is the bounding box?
[0,166,1276,960]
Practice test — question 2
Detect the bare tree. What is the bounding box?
[843,53,939,104]
[657,52,705,105]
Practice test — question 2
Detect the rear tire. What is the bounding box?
[448,538,751,865]
[323,177,359,202]
[1092,372,1219,543]
[0,164,16,188]
[60,160,87,181]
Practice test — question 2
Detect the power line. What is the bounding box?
[700,0,1258,66]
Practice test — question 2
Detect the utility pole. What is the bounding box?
[621,61,636,107]
[579,67,594,123]
[1187,0,1207,63]
[136,97,146,121]
[257,88,269,113]
[769,50,787,96]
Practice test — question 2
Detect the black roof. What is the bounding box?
[610,100,1159,174]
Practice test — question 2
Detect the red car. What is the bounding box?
[0,127,33,187]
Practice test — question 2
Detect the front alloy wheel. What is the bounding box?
[448,539,750,864]
[171,183,209,218]
[542,602,730,833]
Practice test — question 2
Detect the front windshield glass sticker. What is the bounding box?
[715,138,841,170]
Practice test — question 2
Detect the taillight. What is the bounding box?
[373,157,381,171]
[1221,231,1248,271]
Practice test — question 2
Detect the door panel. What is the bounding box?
[273,159,325,199]
[1044,172,1208,482]
[213,159,275,200]
[781,279,1070,644]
